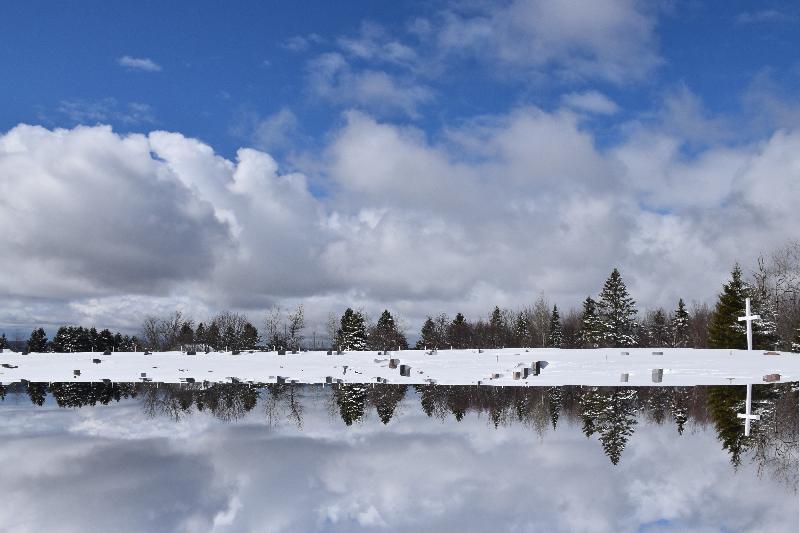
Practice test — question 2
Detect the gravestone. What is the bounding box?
[232,350,241,355]
[187,350,197,355]
[651,369,663,383]
[277,376,286,384]
[74,370,81,376]
[389,358,399,369]
[522,367,532,379]
[513,371,521,380]
[21,350,28,355]
[327,350,333,355]
[652,351,664,355]
[103,350,112,356]
[621,351,630,355]
[278,349,286,355]
[185,377,196,383]
[336,350,344,355]
[140,372,147,378]
[763,373,781,382]
[532,361,541,376]
[325,376,333,384]
[102,378,111,384]
[291,350,298,354]
[92,358,101,364]
[620,373,629,383]
[399,364,411,377]
[144,351,152,355]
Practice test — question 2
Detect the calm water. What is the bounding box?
[1,383,797,532]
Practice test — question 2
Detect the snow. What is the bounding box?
[1,348,798,386]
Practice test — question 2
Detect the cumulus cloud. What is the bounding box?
[2,93,800,333]
[117,55,162,72]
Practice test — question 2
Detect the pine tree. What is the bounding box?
[547,305,563,347]
[177,322,195,347]
[580,297,604,348]
[241,322,260,350]
[0,333,7,349]
[26,328,48,352]
[489,306,506,348]
[792,328,800,353]
[647,309,669,347]
[335,308,367,351]
[369,310,408,350]
[206,323,221,350]
[195,322,207,348]
[513,313,529,347]
[447,313,471,349]
[597,269,638,347]
[334,383,368,425]
[416,316,439,349]
[548,387,563,430]
[670,299,690,347]
[707,264,749,349]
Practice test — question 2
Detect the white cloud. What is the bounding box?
[57,98,155,125]
[117,55,162,72]
[307,53,433,118]
[561,90,619,115]
[2,94,800,334]
[432,0,661,83]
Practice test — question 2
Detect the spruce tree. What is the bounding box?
[752,283,778,350]
[513,313,529,347]
[670,299,690,347]
[791,328,800,353]
[547,305,563,347]
[447,313,471,349]
[206,323,221,350]
[707,264,749,349]
[647,309,669,347]
[335,308,367,351]
[597,269,638,347]
[27,328,48,352]
[489,306,506,348]
[369,310,408,350]
[416,316,438,349]
[0,333,7,349]
[580,297,604,348]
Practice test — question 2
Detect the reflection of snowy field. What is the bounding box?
[2,347,799,386]
[0,390,796,533]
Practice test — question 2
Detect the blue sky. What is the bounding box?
[1,1,800,333]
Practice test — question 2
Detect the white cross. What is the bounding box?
[737,297,760,351]
[737,383,760,437]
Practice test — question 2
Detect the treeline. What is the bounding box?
[6,242,800,353]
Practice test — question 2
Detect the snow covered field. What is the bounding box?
[1,348,798,386]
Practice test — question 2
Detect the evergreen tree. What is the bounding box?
[447,313,471,349]
[707,386,749,466]
[597,269,638,347]
[513,313,529,347]
[26,328,48,352]
[547,305,563,347]
[97,329,115,351]
[707,264,749,349]
[369,310,408,350]
[335,308,367,351]
[647,309,669,347]
[489,306,506,348]
[177,322,195,347]
[206,323,221,350]
[548,387,563,430]
[371,385,407,424]
[670,299,690,348]
[195,322,207,347]
[334,383,368,425]
[241,322,260,350]
[792,327,800,353]
[416,316,439,349]
[580,297,604,348]
[222,325,237,351]
[0,333,7,349]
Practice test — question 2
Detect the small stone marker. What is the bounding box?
[763,351,780,356]
[277,349,286,355]
[327,350,333,355]
[399,364,411,377]
[513,371,521,380]
[620,373,629,383]
[92,358,101,364]
[102,378,111,384]
[337,350,344,355]
[277,376,286,384]
[21,350,29,355]
[140,372,147,378]
[651,369,663,383]
[325,376,333,384]
[621,351,629,355]
[232,350,241,355]
[389,358,400,369]
[652,351,664,355]
[291,350,298,354]
[185,377,195,383]
[522,368,532,378]
[763,373,781,383]
[103,350,112,356]
[144,351,152,355]
[74,369,81,376]
[491,373,502,379]
[186,350,197,355]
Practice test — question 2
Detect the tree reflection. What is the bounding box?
[3,381,796,478]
